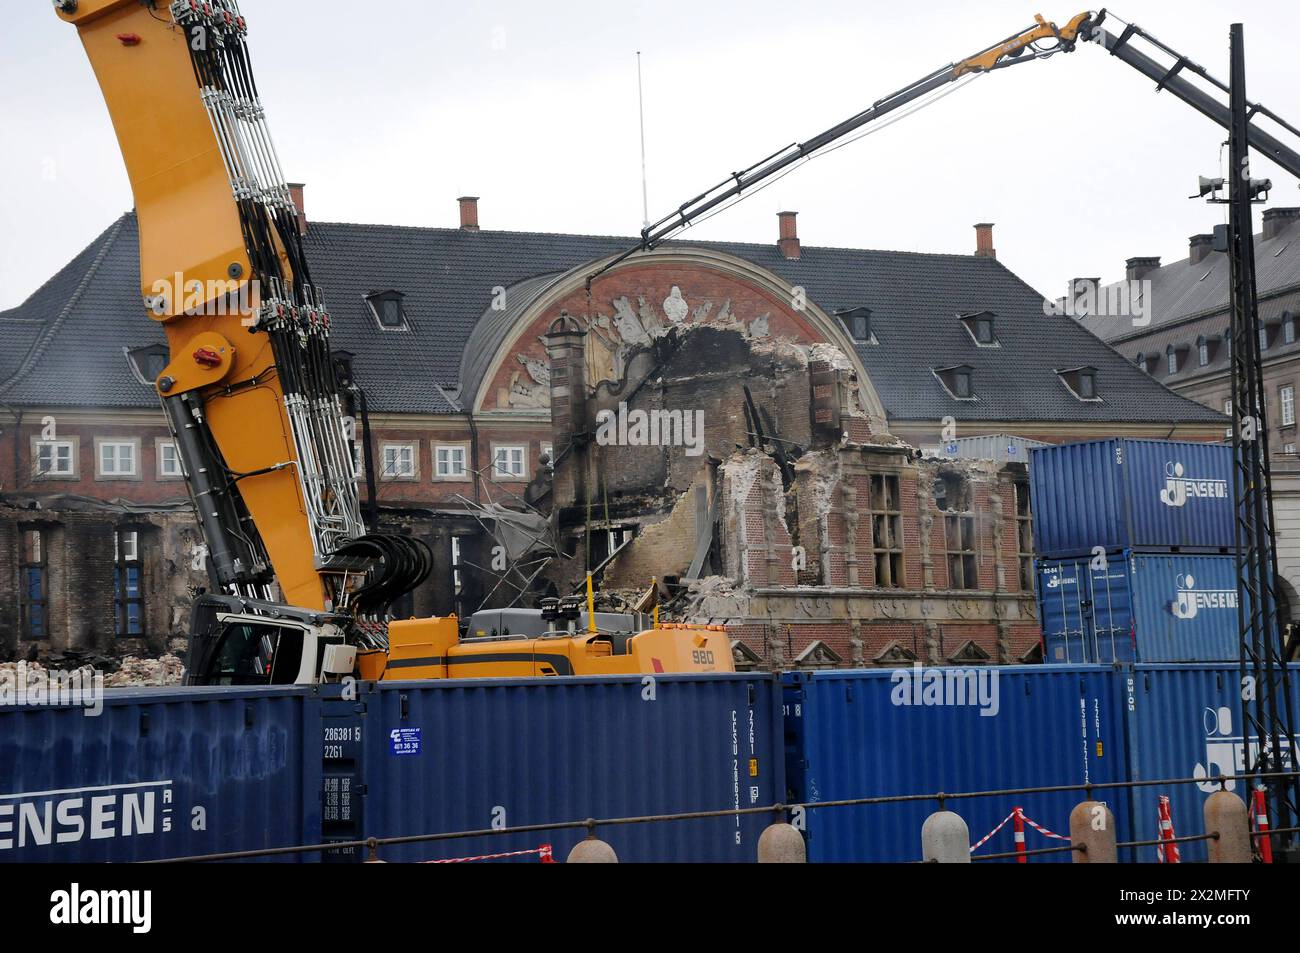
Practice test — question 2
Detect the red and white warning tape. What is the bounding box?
[1156,795,1180,863]
[970,807,1069,856]
[969,810,1017,852]
[1020,812,1069,841]
[423,844,555,864]
[1252,788,1274,864]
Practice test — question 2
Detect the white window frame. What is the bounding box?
[155,437,186,480]
[379,441,418,481]
[31,436,78,479]
[491,443,528,480]
[1198,339,1210,366]
[1287,318,1297,346]
[1282,385,1295,427]
[433,443,470,481]
[94,437,140,481]
[366,292,409,332]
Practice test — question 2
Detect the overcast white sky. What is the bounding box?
[1,0,1295,311]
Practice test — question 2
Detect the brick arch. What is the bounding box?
[470,246,888,427]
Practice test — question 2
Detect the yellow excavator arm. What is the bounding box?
[53,0,417,617]
[954,11,1095,75]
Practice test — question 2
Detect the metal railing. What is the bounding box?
[145,769,1300,863]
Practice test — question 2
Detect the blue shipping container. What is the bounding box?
[356,674,785,863]
[0,686,320,863]
[1029,438,1234,558]
[1121,664,1300,863]
[783,666,1129,862]
[1037,552,1243,663]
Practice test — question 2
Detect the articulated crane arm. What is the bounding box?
[1081,10,1300,181]
[589,9,1300,285]
[54,0,428,627]
[588,12,1097,283]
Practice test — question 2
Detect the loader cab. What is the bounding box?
[185,595,352,686]
[205,616,315,685]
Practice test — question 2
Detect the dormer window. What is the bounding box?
[1259,323,1272,352]
[1166,345,1180,376]
[1285,313,1296,345]
[934,364,976,401]
[959,310,998,347]
[1223,332,1232,361]
[1197,336,1210,367]
[125,344,170,387]
[366,290,408,331]
[1058,366,1101,402]
[836,307,876,344]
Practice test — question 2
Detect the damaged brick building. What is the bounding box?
[0,192,1225,667]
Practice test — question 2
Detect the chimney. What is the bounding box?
[1188,233,1215,265]
[1263,207,1300,241]
[287,182,306,235]
[777,211,800,260]
[974,223,996,259]
[1125,256,1161,281]
[458,196,480,231]
[1069,277,1100,299]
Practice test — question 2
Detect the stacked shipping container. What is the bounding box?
[0,675,784,864]
[1030,438,1240,663]
[2,665,1295,863]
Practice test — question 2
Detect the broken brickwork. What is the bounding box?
[540,307,1042,669]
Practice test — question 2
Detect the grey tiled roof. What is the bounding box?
[0,212,1222,425]
[1081,217,1300,345]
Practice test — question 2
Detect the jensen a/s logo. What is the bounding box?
[0,781,177,852]
[1171,574,1237,620]
[1159,461,1228,508]
[1043,570,1077,590]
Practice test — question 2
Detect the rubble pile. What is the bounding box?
[102,655,186,688]
[0,660,97,689]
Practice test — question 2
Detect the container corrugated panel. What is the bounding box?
[1029,438,1234,557]
[784,666,1128,862]
[0,686,319,862]
[1037,553,1243,663]
[359,674,783,863]
[1122,664,1300,863]
[936,433,1050,463]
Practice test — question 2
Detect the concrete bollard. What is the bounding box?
[1069,800,1116,863]
[567,837,619,863]
[757,822,807,863]
[921,810,971,863]
[1205,790,1251,863]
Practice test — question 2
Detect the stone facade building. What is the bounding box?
[0,193,1224,667]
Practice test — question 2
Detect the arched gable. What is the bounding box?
[470,246,887,428]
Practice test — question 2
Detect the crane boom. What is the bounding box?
[1085,14,1300,181]
[54,0,427,619]
[590,9,1300,287]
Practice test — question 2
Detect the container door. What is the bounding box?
[1087,555,1137,664]
[1037,558,1091,663]
[1131,554,1241,662]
